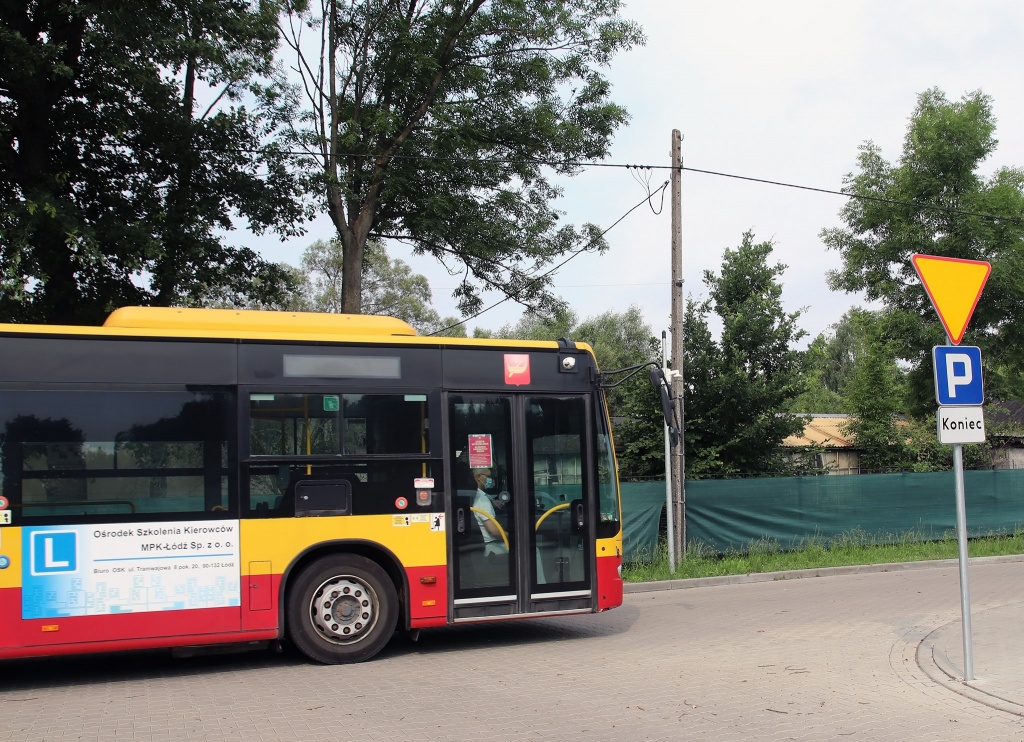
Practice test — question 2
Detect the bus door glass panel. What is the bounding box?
[527,397,590,595]
[449,395,516,602]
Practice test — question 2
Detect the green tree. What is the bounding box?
[822,88,1024,413]
[841,322,908,471]
[289,238,465,335]
[789,308,880,414]
[788,335,845,415]
[280,0,643,315]
[571,307,661,480]
[614,366,665,481]
[491,308,578,344]
[683,232,807,478]
[0,1,306,324]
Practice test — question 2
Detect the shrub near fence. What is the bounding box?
[619,470,1024,561]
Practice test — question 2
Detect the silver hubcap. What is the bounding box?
[309,575,378,645]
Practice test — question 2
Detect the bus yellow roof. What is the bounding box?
[1,306,594,356]
[104,306,418,337]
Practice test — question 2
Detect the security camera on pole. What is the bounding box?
[912,253,992,682]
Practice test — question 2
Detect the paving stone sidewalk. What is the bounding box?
[2,557,1024,740]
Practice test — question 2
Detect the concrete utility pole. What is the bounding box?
[670,130,685,563]
[662,330,675,573]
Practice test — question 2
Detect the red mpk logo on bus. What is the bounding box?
[504,354,531,386]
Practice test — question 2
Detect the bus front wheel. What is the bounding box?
[287,554,398,664]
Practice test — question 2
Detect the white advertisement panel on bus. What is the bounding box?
[21,521,241,619]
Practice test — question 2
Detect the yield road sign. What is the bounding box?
[937,406,986,444]
[933,346,984,405]
[911,254,991,345]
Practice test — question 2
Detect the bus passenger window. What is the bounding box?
[248,393,430,457]
[0,390,234,519]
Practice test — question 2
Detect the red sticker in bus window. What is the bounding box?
[504,354,531,386]
[468,434,493,469]
[395,497,409,510]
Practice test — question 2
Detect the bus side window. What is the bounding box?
[2,389,234,521]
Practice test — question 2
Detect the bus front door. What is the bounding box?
[449,394,593,620]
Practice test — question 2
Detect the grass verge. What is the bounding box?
[621,529,1024,583]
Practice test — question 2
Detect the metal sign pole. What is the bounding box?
[952,440,974,680]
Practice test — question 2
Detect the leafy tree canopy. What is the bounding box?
[287,237,466,336]
[789,307,878,414]
[822,88,1024,413]
[1,0,307,324]
[280,0,643,316]
[840,315,910,471]
[683,232,806,478]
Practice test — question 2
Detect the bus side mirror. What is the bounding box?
[648,367,679,446]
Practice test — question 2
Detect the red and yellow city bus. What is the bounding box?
[0,307,623,663]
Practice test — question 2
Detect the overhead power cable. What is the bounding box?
[210,144,1023,225]
[427,180,669,335]
[680,166,1024,225]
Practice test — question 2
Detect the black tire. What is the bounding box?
[286,554,398,664]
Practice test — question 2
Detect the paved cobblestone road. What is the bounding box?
[3,560,1024,741]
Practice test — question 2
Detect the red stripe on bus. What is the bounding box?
[0,627,279,661]
[242,572,281,631]
[595,554,623,611]
[0,585,275,656]
[404,564,448,628]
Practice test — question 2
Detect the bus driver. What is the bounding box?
[471,468,507,556]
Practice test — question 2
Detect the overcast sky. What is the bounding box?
[254,0,1024,345]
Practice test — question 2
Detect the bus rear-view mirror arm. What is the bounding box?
[597,362,680,446]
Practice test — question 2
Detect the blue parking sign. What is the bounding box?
[933,346,984,406]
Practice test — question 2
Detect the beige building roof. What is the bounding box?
[783,415,855,449]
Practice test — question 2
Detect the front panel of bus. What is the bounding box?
[441,348,623,621]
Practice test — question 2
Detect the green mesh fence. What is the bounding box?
[620,481,668,559]
[620,470,1024,561]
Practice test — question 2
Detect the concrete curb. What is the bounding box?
[918,616,1024,717]
[624,553,1024,594]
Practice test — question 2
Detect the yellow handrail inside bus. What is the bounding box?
[469,507,510,550]
[304,394,312,474]
[535,502,570,529]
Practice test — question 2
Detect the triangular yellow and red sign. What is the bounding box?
[911,254,991,345]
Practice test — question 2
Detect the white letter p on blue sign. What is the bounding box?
[945,352,973,397]
[933,346,984,406]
